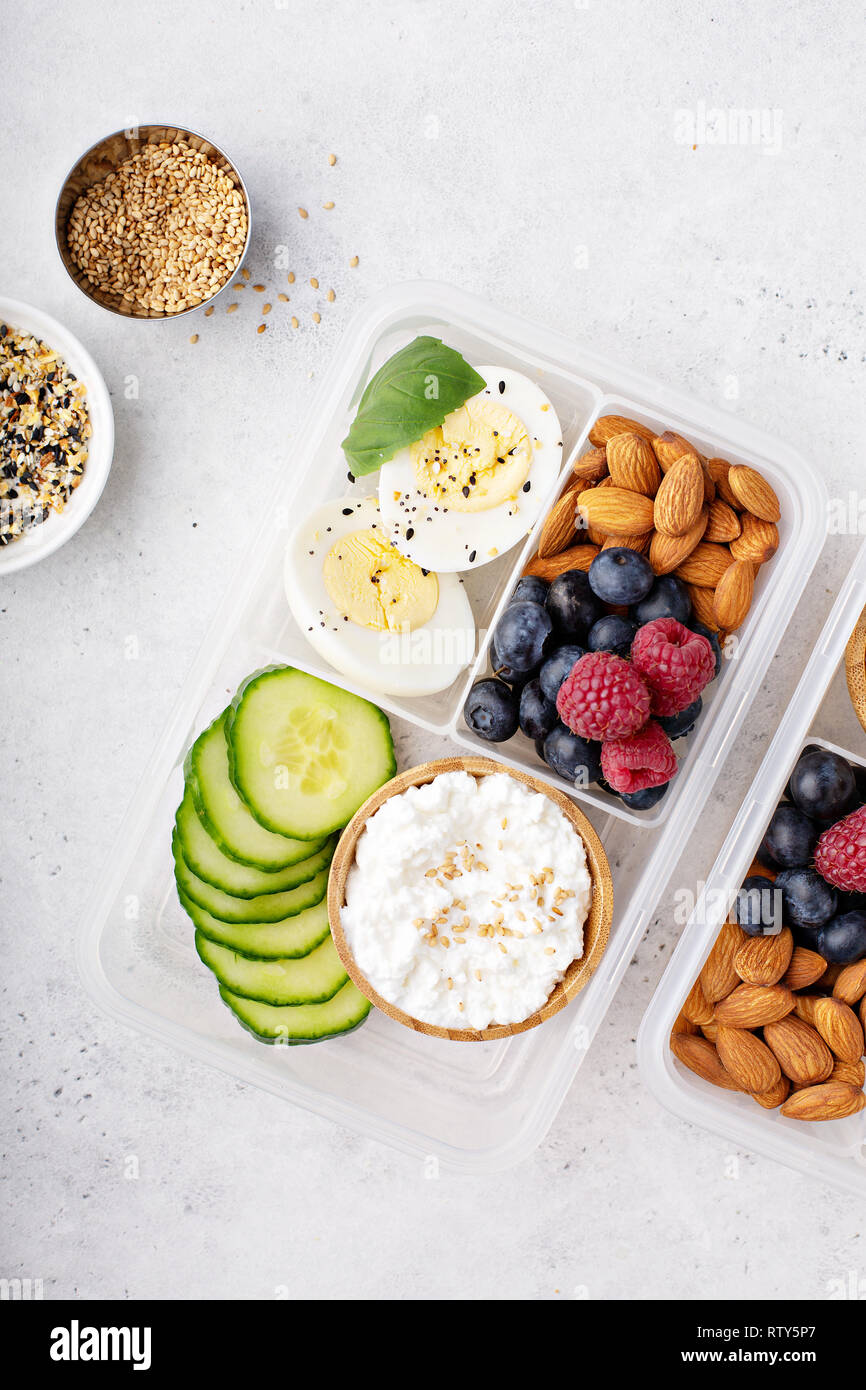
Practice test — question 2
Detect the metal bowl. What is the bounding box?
[54,123,252,319]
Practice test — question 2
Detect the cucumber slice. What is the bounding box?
[175,786,336,898]
[187,711,326,869]
[178,888,332,959]
[173,833,330,923]
[218,978,371,1044]
[195,931,347,1005]
[225,666,396,839]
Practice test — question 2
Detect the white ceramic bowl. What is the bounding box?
[0,297,114,575]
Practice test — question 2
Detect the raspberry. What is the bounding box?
[814,805,866,892]
[631,617,716,717]
[556,651,650,742]
[601,721,678,795]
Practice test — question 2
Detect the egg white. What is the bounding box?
[285,495,476,697]
[377,366,563,573]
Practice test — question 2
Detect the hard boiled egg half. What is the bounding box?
[285,495,476,697]
[377,366,563,572]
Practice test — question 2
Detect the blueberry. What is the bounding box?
[789,748,857,822]
[545,570,603,639]
[519,679,558,742]
[817,910,866,963]
[542,725,602,786]
[853,762,866,806]
[587,614,638,658]
[588,547,655,605]
[494,600,553,673]
[463,679,519,742]
[658,697,702,740]
[731,874,784,936]
[633,575,692,626]
[688,620,722,678]
[759,803,819,869]
[511,575,550,606]
[777,867,838,927]
[538,643,586,702]
[490,636,538,689]
[620,781,670,810]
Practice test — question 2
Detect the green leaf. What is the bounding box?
[341,336,486,477]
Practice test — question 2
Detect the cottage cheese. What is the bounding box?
[340,771,592,1030]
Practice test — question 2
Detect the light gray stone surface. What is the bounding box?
[3,0,864,1300]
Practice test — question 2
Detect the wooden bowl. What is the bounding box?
[845,605,866,735]
[328,756,613,1042]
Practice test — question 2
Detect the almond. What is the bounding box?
[733,927,793,986]
[675,542,735,588]
[862,994,866,1032]
[653,455,705,537]
[714,982,794,1028]
[784,946,827,992]
[669,1032,742,1091]
[716,1025,781,1094]
[712,559,754,632]
[751,1075,790,1109]
[700,920,747,1002]
[780,1081,866,1121]
[706,457,740,509]
[600,533,652,554]
[685,583,721,630]
[701,1020,719,1043]
[571,446,609,483]
[537,492,578,558]
[830,1058,865,1087]
[763,1014,835,1085]
[704,498,741,544]
[523,543,599,580]
[682,976,714,1027]
[575,486,655,538]
[671,1011,701,1038]
[589,414,656,448]
[793,994,822,1027]
[832,958,866,1005]
[727,464,781,523]
[652,430,703,471]
[819,961,844,990]
[648,508,708,575]
[730,513,779,564]
[814,997,865,1063]
[606,433,662,496]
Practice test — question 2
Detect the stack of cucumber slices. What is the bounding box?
[174,666,396,1044]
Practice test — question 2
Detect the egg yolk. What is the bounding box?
[322,529,439,633]
[410,398,532,513]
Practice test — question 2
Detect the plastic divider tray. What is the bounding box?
[78,281,827,1172]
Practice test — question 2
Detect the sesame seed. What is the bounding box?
[298,207,308,219]
[310,277,319,288]
[189,333,198,344]
[322,201,335,210]
[256,323,266,334]
[312,312,321,324]
[288,272,295,283]
[277,293,289,302]
[327,289,336,302]
[253,284,266,292]
[328,153,337,166]
[349,255,359,267]
[291,316,299,328]
[226,303,239,314]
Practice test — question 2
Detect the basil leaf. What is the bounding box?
[341,336,486,477]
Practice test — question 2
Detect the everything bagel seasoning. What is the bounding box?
[0,324,90,546]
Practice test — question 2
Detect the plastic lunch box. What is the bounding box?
[639,537,866,1198]
[77,281,829,1174]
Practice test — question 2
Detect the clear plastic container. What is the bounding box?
[77,281,828,1173]
[638,537,866,1197]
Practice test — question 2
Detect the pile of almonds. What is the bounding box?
[525,414,781,636]
[671,880,866,1121]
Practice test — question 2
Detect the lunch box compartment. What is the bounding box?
[78,282,828,1172]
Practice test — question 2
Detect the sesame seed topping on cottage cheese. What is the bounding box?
[340,770,592,1030]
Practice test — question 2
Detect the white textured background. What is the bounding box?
[3,0,865,1300]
